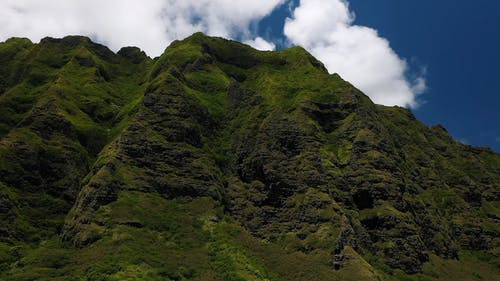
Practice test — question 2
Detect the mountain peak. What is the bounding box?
[0,33,498,281]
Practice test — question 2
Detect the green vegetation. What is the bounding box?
[0,33,498,280]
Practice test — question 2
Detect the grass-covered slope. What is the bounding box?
[0,33,498,280]
[0,35,150,275]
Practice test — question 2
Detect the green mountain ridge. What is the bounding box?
[0,33,498,280]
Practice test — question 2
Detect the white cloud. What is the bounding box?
[244,37,276,51]
[1,0,425,107]
[0,0,284,56]
[284,0,425,108]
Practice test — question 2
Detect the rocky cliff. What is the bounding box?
[0,33,498,281]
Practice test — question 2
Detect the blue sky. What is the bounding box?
[1,0,499,151]
[258,0,500,152]
[348,0,500,152]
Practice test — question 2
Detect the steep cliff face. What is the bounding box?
[0,33,498,281]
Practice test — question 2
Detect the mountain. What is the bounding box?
[0,33,498,281]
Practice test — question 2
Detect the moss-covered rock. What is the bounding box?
[0,33,498,280]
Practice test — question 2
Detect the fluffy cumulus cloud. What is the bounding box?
[0,0,283,56]
[284,0,425,107]
[159,0,283,49]
[0,0,425,107]
[244,37,276,51]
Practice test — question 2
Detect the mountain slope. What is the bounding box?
[0,33,498,281]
